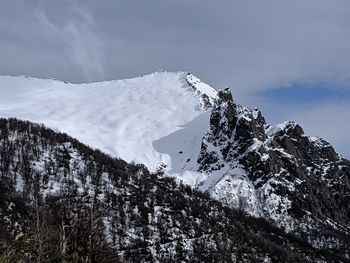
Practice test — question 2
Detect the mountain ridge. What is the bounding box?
[1,71,349,259]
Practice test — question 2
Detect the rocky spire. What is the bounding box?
[209,87,237,138]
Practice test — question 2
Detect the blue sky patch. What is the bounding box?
[260,83,350,104]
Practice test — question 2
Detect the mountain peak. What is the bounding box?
[266,120,304,137]
[217,86,234,103]
[185,73,218,109]
[192,94,350,253]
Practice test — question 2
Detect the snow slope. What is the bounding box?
[153,111,212,185]
[0,71,217,172]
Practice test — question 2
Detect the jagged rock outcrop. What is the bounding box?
[196,88,350,255]
[186,73,218,109]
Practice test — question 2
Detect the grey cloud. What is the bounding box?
[2,0,350,90]
[34,7,105,81]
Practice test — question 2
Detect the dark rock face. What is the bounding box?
[196,88,350,256]
[209,87,237,138]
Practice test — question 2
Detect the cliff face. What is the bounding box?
[196,88,350,253]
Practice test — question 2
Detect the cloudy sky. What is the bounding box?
[1,0,350,157]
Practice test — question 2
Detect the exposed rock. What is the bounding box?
[196,88,350,255]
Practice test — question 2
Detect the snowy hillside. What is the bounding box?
[0,71,217,172]
[2,118,341,262]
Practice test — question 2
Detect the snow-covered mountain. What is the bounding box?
[0,71,217,172]
[191,88,350,253]
[1,71,349,256]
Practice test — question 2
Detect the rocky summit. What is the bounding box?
[196,87,350,256]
